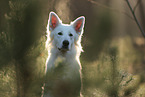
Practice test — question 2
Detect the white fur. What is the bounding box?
[43,11,85,97]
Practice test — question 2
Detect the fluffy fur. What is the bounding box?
[43,11,85,97]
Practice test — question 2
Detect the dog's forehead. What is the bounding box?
[57,24,75,33]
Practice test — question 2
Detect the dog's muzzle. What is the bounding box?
[58,40,69,52]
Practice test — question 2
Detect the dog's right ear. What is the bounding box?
[48,12,61,31]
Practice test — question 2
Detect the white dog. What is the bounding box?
[43,11,85,97]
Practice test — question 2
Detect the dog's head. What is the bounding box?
[47,12,85,52]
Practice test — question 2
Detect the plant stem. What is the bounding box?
[126,0,145,38]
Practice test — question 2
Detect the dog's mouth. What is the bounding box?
[58,47,69,52]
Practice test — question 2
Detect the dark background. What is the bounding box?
[0,0,145,97]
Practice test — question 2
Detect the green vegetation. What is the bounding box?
[0,0,145,97]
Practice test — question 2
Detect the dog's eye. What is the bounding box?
[58,32,63,35]
[69,33,73,37]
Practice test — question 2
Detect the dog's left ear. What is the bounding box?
[72,16,85,35]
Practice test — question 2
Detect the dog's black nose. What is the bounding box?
[63,40,69,46]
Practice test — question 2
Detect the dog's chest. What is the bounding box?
[54,56,66,67]
[53,55,80,76]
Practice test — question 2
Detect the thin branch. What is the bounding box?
[126,0,145,37]
[122,76,133,86]
[88,0,134,20]
[118,74,125,85]
[133,0,142,12]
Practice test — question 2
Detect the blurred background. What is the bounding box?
[0,0,145,97]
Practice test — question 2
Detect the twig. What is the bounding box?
[118,74,125,85]
[126,0,145,37]
[133,0,142,12]
[88,0,134,20]
[122,76,133,86]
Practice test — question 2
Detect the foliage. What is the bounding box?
[0,0,145,97]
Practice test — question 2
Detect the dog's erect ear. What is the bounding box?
[72,16,85,35]
[48,12,61,31]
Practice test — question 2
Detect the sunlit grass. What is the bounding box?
[0,64,17,97]
[82,36,145,97]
